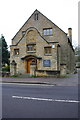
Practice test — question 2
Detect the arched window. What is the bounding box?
[30,59,36,65]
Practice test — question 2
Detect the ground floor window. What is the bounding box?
[14,49,19,55]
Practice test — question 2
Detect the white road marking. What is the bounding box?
[12,95,79,103]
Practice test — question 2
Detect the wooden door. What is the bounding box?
[27,59,32,73]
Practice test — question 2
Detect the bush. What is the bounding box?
[31,75,37,78]
[10,74,19,77]
[2,65,10,72]
[76,62,80,68]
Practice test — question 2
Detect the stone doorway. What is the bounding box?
[21,55,42,75]
[27,58,37,74]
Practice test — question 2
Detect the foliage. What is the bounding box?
[30,75,37,78]
[2,65,10,72]
[0,35,10,66]
[75,45,80,55]
[10,74,19,77]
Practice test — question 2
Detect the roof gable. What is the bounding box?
[12,9,67,41]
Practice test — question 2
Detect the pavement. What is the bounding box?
[0,72,79,86]
[2,84,78,118]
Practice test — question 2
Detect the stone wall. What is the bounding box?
[10,10,75,75]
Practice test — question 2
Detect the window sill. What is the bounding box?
[27,51,36,53]
[43,34,53,36]
[14,55,19,57]
[44,54,52,56]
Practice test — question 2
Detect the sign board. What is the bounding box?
[43,60,51,67]
[52,44,55,48]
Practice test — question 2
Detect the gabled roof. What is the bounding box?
[12,9,67,40]
[36,9,67,35]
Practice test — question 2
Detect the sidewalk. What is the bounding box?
[0,73,78,86]
[0,74,78,86]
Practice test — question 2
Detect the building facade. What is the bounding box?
[10,9,75,76]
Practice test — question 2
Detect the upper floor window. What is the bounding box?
[43,28,53,36]
[44,47,52,55]
[34,13,38,20]
[14,49,19,55]
[22,31,26,36]
[27,44,36,52]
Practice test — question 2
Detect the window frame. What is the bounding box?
[34,13,38,20]
[14,49,19,55]
[43,28,53,36]
[22,31,26,36]
[27,44,36,52]
[44,46,52,55]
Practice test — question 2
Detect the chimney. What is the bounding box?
[68,28,72,43]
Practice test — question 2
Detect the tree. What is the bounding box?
[0,35,10,66]
[0,36,2,73]
[75,45,80,55]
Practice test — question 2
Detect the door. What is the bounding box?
[27,58,37,73]
[27,59,32,73]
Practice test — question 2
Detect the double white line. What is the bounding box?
[12,95,79,103]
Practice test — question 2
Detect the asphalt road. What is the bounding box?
[2,83,79,118]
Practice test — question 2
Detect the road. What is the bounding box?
[2,83,79,118]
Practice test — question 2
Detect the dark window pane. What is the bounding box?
[22,31,26,36]
[27,44,36,51]
[34,13,38,20]
[44,47,51,54]
[14,49,19,55]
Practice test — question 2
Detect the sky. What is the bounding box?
[0,0,79,49]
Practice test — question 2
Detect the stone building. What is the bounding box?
[10,9,75,76]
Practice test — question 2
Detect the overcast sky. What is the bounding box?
[0,0,79,48]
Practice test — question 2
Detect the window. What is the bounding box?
[43,28,53,35]
[27,44,36,52]
[22,31,26,36]
[44,47,52,55]
[34,13,38,20]
[14,49,19,55]
[30,59,36,65]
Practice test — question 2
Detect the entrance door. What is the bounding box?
[27,59,32,73]
[27,58,37,73]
